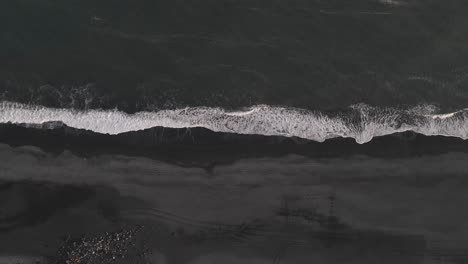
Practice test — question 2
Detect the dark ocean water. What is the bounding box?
[1,0,468,263]
[1,0,468,112]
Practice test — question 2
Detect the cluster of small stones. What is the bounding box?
[53,227,142,264]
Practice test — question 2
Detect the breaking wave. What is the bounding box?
[0,101,467,144]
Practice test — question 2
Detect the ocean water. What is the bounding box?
[1,0,468,263]
[2,0,468,112]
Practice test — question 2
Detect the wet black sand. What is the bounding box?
[1,123,468,167]
[1,128,468,263]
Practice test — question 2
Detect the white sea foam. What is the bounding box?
[0,101,467,144]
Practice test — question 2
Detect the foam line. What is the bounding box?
[0,102,467,144]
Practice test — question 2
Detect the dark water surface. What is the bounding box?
[1,0,468,112]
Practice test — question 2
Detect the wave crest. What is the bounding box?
[0,101,467,144]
